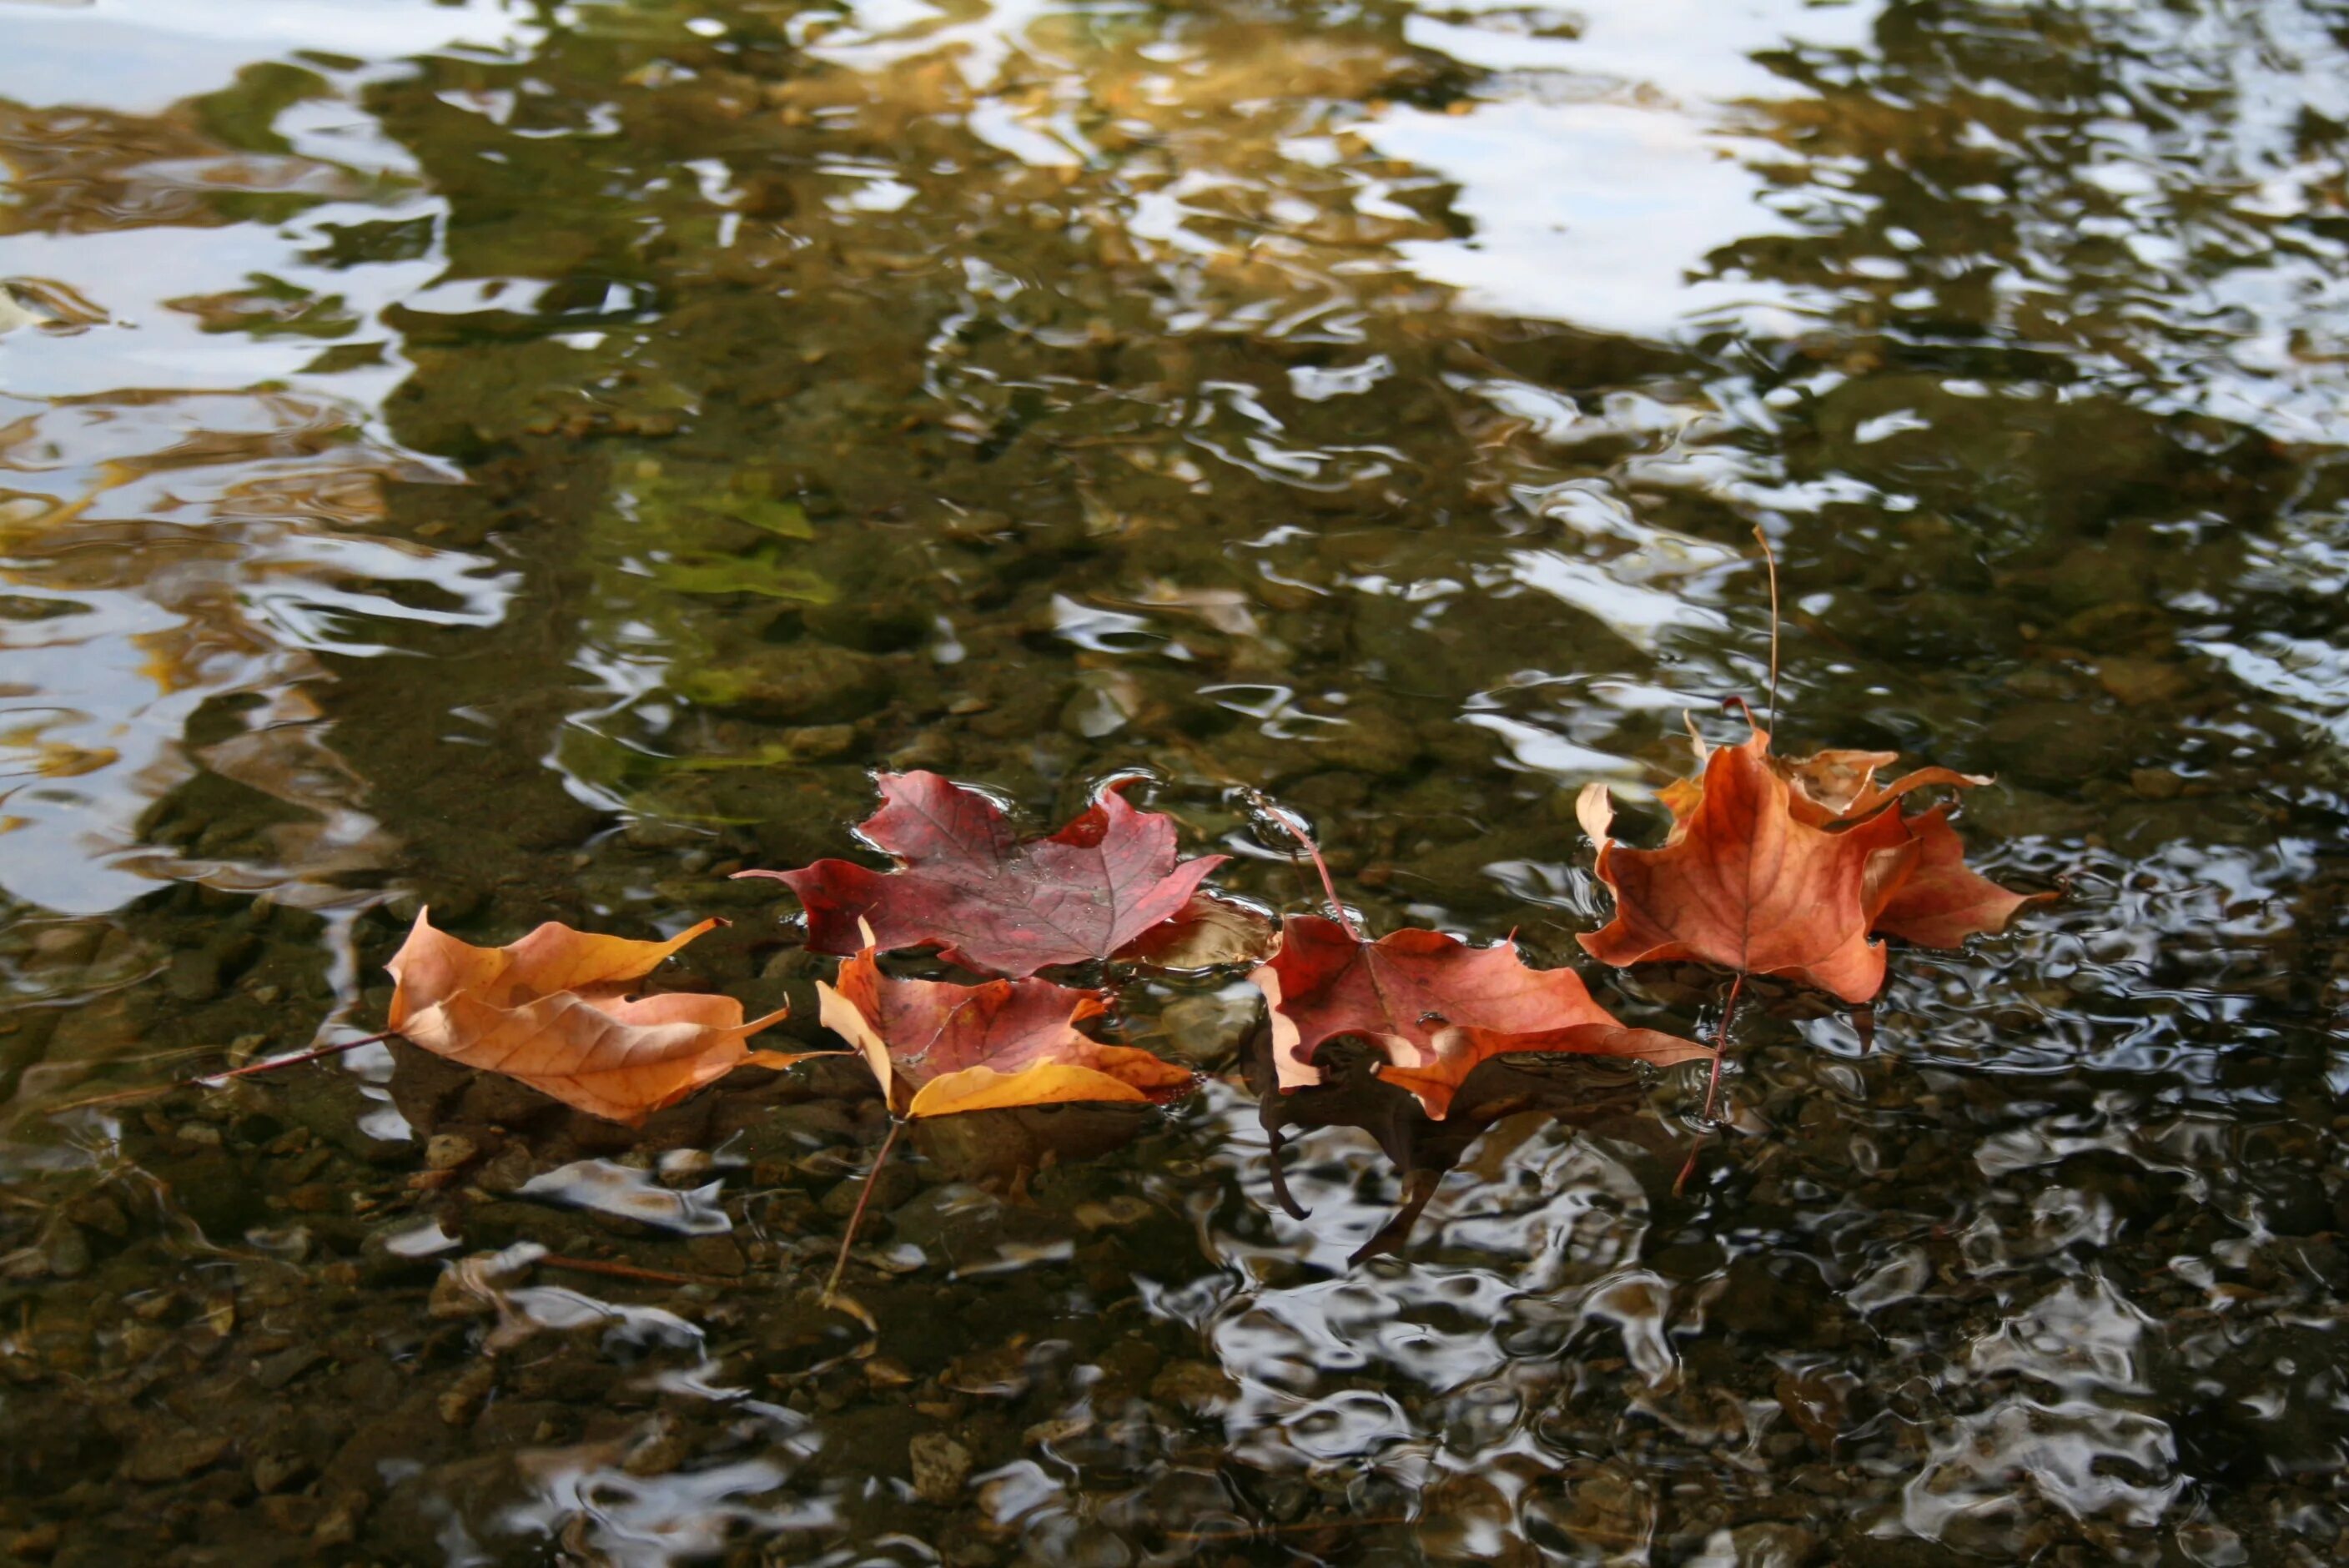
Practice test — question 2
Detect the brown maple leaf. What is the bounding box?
[1779,747,1989,827]
[737,771,1225,977]
[817,946,1195,1118]
[1577,726,1920,1004]
[385,911,818,1125]
[1639,731,2046,952]
[1872,803,2058,947]
[1250,913,1711,1119]
[1662,743,1989,831]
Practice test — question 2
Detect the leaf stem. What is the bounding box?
[199,1031,397,1085]
[1672,972,1743,1197]
[1259,801,1361,941]
[1753,525,1781,730]
[43,1031,402,1114]
[823,1116,906,1302]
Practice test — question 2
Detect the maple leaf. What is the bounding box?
[1661,743,1989,831]
[817,945,1195,1118]
[385,910,818,1125]
[738,771,1226,977]
[1778,747,1989,827]
[1250,913,1711,1120]
[1872,803,2058,947]
[1577,726,1920,1004]
[1636,731,2045,952]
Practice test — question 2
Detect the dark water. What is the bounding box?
[3,0,2346,1561]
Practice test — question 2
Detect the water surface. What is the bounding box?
[3,0,2346,1562]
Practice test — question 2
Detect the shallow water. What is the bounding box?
[3,0,2346,1561]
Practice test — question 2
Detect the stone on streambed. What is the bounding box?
[675,641,893,725]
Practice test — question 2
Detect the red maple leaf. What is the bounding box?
[1577,725,1919,1004]
[1250,913,1711,1119]
[737,771,1225,977]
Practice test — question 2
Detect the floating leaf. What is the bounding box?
[1779,747,1989,827]
[1872,804,2058,947]
[740,771,1226,977]
[817,945,1193,1118]
[1577,726,1919,1004]
[385,910,817,1124]
[1617,726,2046,964]
[1250,913,1710,1119]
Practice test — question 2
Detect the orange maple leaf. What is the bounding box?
[817,946,1194,1118]
[1872,803,2058,947]
[1638,732,2049,954]
[385,910,817,1124]
[1577,726,1919,1004]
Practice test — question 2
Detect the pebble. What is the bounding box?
[425,1133,480,1171]
[437,1363,495,1426]
[121,1430,231,1483]
[252,1345,327,1393]
[677,642,893,725]
[783,723,858,758]
[41,1222,88,1279]
[1148,1359,1238,1414]
[1157,992,1260,1065]
[908,1432,973,1505]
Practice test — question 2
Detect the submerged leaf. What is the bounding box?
[740,771,1225,977]
[817,947,1193,1118]
[653,556,836,601]
[1250,913,1710,1119]
[385,910,817,1124]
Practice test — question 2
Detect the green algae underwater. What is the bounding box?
[2,0,2347,1563]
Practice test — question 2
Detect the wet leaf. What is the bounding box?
[1587,722,2048,990]
[1780,749,1989,827]
[384,909,817,1125]
[1577,726,1919,1004]
[817,945,1194,1117]
[1872,803,2058,947]
[1250,913,1710,1119]
[1664,742,1989,830]
[740,771,1226,977]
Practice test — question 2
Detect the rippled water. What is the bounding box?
[3,0,2346,1562]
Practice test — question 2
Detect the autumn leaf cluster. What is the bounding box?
[379,733,2046,1156]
